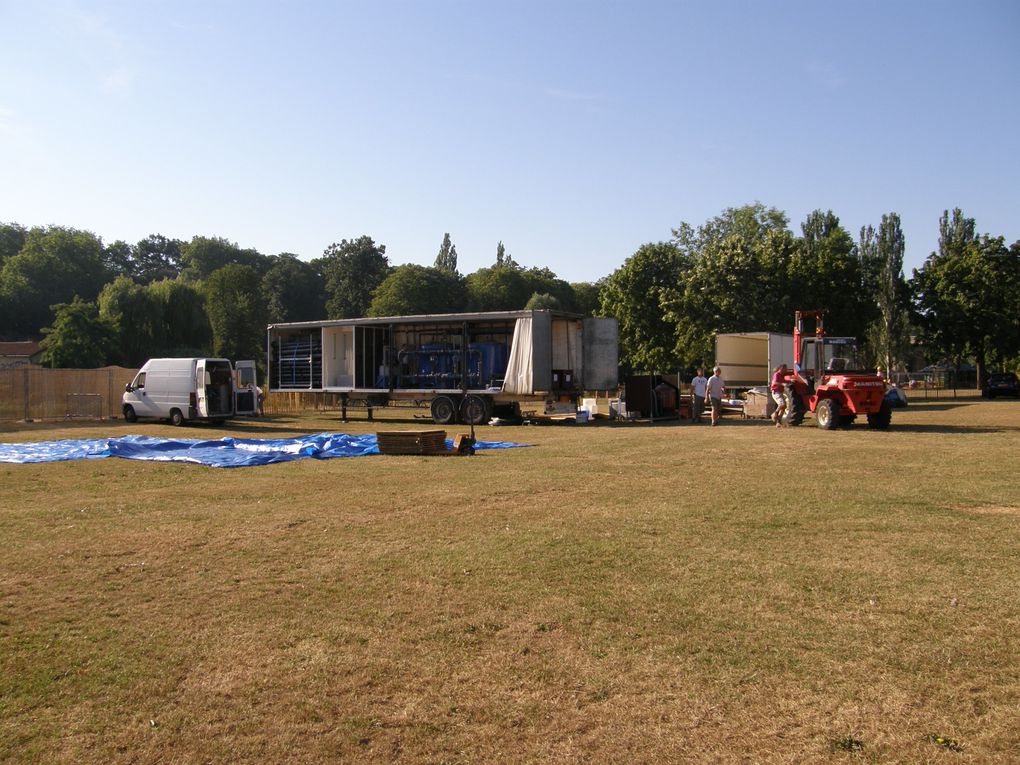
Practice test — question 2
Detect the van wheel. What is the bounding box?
[123,405,137,423]
[170,409,185,426]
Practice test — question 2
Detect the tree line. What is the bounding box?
[600,204,1020,386]
[0,225,599,369]
[1,202,1017,385]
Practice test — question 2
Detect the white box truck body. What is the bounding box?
[715,332,794,388]
[122,358,257,425]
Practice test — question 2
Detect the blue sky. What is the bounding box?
[2,1,1018,283]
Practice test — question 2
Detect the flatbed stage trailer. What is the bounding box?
[266,310,619,424]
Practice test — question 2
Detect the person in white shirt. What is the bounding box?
[706,366,726,426]
[690,367,708,423]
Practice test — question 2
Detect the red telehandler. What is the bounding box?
[784,310,891,430]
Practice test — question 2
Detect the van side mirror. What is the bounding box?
[125,383,133,392]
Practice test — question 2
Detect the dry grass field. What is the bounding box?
[1,394,1018,764]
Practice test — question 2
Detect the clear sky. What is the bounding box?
[2,1,1018,283]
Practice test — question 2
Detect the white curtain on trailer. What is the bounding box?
[551,319,583,381]
[502,317,533,394]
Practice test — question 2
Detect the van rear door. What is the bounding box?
[195,359,210,417]
[234,360,258,415]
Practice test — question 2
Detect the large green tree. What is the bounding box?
[315,236,390,319]
[368,265,467,317]
[98,276,164,367]
[205,264,267,361]
[103,240,135,277]
[133,234,184,284]
[465,266,533,311]
[666,228,798,366]
[434,233,458,274]
[0,226,109,337]
[521,267,575,311]
[147,278,211,355]
[570,280,605,317]
[524,292,561,310]
[788,210,871,341]
[673,202,789,257]
[655,203,795,368]
[261,254,325,323]
[0,221,28,266]
[180,236,267,281]
[871,213,910,373]
[39,297,114,368]
[495,240,518,269]
[913,209,1020,385]
[601,241,686,371]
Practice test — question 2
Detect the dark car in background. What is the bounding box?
[983,372,1020,399]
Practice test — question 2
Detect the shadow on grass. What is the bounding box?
[882,423,1019,435]
[904,402,973,412]
[619,417,1019,435]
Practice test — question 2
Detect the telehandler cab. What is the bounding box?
[784,310,891,430]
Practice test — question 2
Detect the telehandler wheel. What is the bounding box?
[788,395,807,426]
[815,398,838,430]
[430,396,458,425]
[867,400,892,430]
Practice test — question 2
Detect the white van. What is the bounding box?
[122,358,258,425]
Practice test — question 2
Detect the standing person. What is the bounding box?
[255,384,265,416]
[690,367,708,423]
[770,363,789,427]
[706,366,725,426]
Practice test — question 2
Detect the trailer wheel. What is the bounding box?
[867,400,892,430]
[460,395,491,426]
[430,396,458,425]
[123,405,137,423]
[816,398,838,430]
[170,408,185,427]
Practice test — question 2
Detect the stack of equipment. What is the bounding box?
[376,430,449,456]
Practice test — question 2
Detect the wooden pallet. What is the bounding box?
[376,430,449,456]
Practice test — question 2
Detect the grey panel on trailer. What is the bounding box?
[583,317,619,390]
[531,310,552,391]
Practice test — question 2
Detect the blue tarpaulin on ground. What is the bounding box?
[0,433,529,468]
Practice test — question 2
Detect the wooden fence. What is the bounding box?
[0,366,137,422]
[263,391,348,415]
[0,366,350,422]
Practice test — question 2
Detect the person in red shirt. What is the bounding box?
[771,364,790,427]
